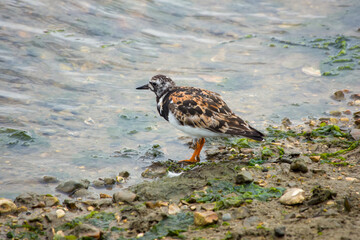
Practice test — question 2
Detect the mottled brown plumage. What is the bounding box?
[136,75,264,163]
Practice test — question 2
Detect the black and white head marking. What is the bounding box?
[149,75,176,98]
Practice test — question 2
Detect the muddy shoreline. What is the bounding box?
[1,93,360,239]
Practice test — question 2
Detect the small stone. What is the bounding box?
[113,190,137,203]
[307,186,336,205]
[309,156,321,162]
[290,159,308,173]
[103,178,115,185]
[190,206,197,211]
[350,94,360,100]
[345,177,358,182]
[93,180,105,188]
[42,176,59,183]
[344,197,351,212]
[72,189,91,198]
[194,211,218,226]
[326,200,335,205]
[168,203,181,215]
[240,148,254,154]
[73,223,101,239]
[340,117,349,122]
[222,213,232,221]
[56,179,90,194]
[63,199,79,211]
[350,129,360,141]
[56,209,66,218]
[274,226,286,237]
[281,117,292,127]
[100,193,112,199]
[235,170,253,184]
[329,110,342,117]
[201,203,215,211]
[232,206,250,219]
[330,118,338,124]
[332,90,345,101]
[118,171,130,178]
[141,162,168,179]
[343,110,351,115]
[0,198,17,215]
[87,206,95,211]
[44,196,59,207]
[279,188,305,205]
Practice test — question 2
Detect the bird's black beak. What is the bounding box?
[136,83,150,90]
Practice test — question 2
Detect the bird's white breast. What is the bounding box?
[168,111,226,137]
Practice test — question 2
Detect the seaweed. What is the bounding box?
[184,180,284,210]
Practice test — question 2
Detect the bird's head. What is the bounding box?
[136,75,176,98]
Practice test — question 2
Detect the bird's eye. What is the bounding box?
[152,82,157,86]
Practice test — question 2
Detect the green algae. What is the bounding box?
[308,124,349,138]
[0,127,34,147]
[57,211,115,231]
[184,180,284,211]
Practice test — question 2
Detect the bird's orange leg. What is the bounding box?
[179,138,205,163]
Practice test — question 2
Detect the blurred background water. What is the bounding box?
[0,0,359,198]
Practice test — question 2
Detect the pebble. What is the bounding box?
[279,188,306,205]
[309,156,321,162]
[332,90,345,101]
[42,176,59,183]
[235,170,253,184]
[290,159,308,173]
[194,211,218,226]
[345,177,358,182]
[100,193,112,199]
[73,223,101,239]
[118,171,130,178]
[232,206,250,219]
[113,190,137,203]
[56,209,66,218]
[92,180,105,188]
[72,189,91,198]
[222,213,232,221]
[168,203,181,215]
[56,179,90,193]
[103,178,116,185]
[201,203,215,211]
[0,198,17,214]
[329,110,342,117]
[141,162,168,179]
[190,206,197,211]
[274,226,286,237]
[350,129,360,141]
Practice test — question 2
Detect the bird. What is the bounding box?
[136,74,264,163]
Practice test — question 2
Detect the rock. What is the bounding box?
[329,110,342,117]
[103,178,115,185]
[72,189,92,198]
[222,213,232,221]
[235,170,253,184]
[240,148,254,154]
[44,196,59,207]
[56,179,90,194]
[63,199,80,211]
[194,211,218,226]
[344,197,351,212]
[201,203,215,211]
[0,198,17,215]
[350,129,360,140]
[141,162,168,179]
[310,156,321,162]
[14,192,38,207]
[307,186,336,205]
[290,159,308,173]
[243,216,259,227]
[350,93,360,100]
[232,206,250,219]
[118,171,130,178]
[42,176,59,183]
[84,199,113,209]
[281,117,292,127]
[190,206,197,211]
[332,90,345,101]
[72,223,101,239]
[100,193,112,199]
[274,226,286,237]
[56,209,66,218]
[93,180,105,188]
[113,190,137,203]
[168,203,181,215]
[279,188,306,205]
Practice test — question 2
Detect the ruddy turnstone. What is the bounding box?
[136,75,264,163]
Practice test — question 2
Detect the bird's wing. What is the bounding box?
[168,87,263,140]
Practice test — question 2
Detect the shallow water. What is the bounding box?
[0,0,359,198]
